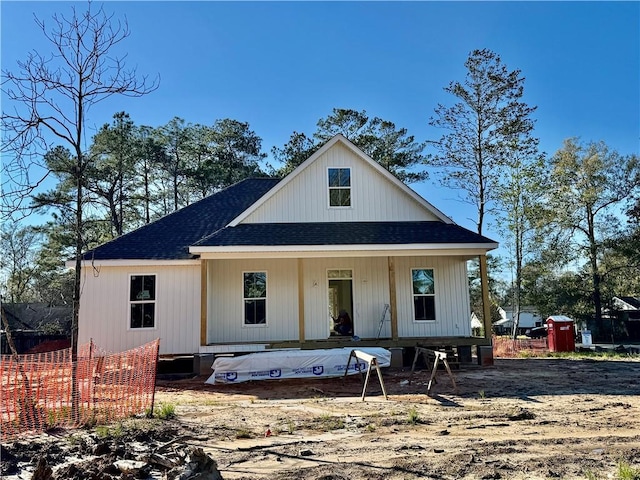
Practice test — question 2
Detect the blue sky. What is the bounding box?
[2,1,639,243]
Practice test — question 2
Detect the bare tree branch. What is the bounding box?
[1,1,158,419]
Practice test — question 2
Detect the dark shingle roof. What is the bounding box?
[84,177,497,261]
[194,222,497,247]
[83,178,280,260]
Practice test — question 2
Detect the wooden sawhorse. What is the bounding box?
[343,350,388,401]
[408,347,457,395]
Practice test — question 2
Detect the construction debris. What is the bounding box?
[1,427,223,480]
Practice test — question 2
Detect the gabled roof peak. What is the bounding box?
[229,134,452,227]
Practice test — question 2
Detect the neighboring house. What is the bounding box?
[74,135,498,359]
[611,296,640,340]
[470,312,483,336]
[1,303,72,354]
[494,306,542,336]
[612,297,640,321]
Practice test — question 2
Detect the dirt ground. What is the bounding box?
[3,356,640,480]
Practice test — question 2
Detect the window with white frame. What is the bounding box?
[328,167,351,207]
[130,274,156,328]
[411,268,435,321]
[243,272,267,325]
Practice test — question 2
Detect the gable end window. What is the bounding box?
[130,274,156,329]
[412,268,435,321]
[244,272,267,325]
[328,167,351,207]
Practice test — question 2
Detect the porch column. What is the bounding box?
[388,256,399,340]
[200,259,207,346]
[479,255,492,340]
[298,258,305,343]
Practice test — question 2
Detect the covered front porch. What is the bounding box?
[195,248,494,356]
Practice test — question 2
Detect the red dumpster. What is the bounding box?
[546,316,576,352]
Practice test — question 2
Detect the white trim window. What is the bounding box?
[243,271,267,325]
[411,268,436,321]
[129,274,156,329]
[328,167,351,207]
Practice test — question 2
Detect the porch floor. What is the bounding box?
[200,336,491,355]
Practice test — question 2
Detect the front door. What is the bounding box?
[328,269,353,337]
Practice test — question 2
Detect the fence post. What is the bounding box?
[148,340,160,418]
[89,339,95,424]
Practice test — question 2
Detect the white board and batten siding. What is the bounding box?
[207,258,300,344]
[205,256,469,344]
[242,142,440,224]
[394,256,471,338]
[78,263,201,354]
[207,257,389,344]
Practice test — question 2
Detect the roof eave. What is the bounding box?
[66,259,202,268]
[190,242,498,259]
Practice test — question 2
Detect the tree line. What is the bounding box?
[2,4,639,344]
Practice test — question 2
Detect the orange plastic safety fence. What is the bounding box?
[493,336,548,358]
[0,339,160,441]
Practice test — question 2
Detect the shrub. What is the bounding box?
[156,403,176,420]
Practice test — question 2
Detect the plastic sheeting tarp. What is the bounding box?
[205,347,392,384]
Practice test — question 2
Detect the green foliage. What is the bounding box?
[87,112,141,237]
[235,428,254,439]
[582,460,640,480]
[316,413,345,431]
[270,131,319,176]
[1,217,75,307]
[584,469,598,480]
[315,108,369,141]
[10,113,269,304]
[0,222,41,302]
[272,108,427,184]
[154,117,267,212]
[516,350,536,359]
[206,118,267,189]
[45,406,71,427]
[601,198,640,296]
[407,407,420,425]
[544,351,638,360]
[429,48,537,236]
[95,423,124,439]
[430,48,544,340]
[495,147,546,338]
[468,255,507,331]
[508,348,639,360]
[617,461,640,480]
[155,402,176,420]
[530,139,640,328]
[286,419,295,434]
[521,265,593,322]
[66,434,82,446]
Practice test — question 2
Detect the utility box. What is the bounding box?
[547,316,575,352]
[389,347,404,368]
[457,345,473,364]
[477,345,494,366]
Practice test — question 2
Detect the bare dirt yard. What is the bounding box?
[3,356,640,480]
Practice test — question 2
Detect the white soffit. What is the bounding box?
[190,242,498,259]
